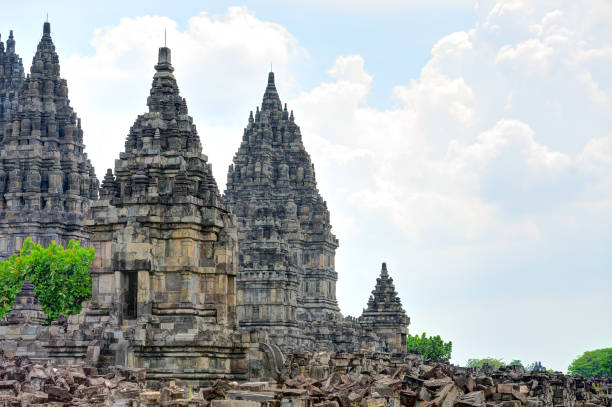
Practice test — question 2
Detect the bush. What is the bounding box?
[568,348,612,377]
[0,238,95,323]
[0,257,26,317]
[467,358,506,370]
[406,332,452,362]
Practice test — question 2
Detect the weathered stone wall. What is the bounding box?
[0,22,98,260]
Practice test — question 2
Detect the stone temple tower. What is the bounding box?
[359,263,409,353]
[86,45,254,382]
[225,72,343,351]
[0,22,99,259]
[0,30,24,144]
[226,72,411,354]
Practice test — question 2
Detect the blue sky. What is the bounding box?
[2,0,477,109]
[2,0,611,371]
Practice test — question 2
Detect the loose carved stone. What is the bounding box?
[0,22,99,259]
[225,73,409,354]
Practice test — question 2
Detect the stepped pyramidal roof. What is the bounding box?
[0,30,24,144]
[362,262,408,319]
[99,46,223,205]
[0,22,98,259]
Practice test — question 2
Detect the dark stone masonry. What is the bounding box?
[0,22,98,260]
[0,21,410,390]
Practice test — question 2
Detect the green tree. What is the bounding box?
[466,358,506,370]
[0,256,26,317]
[406,332,452,362]
[568,348,612,377]
[0,238,95,323]
[510,360,523,366]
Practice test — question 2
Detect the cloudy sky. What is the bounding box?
[2,0,611,371]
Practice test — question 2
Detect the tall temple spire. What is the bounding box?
[226,70,341,352]
[261,71,282,111]
[0,21,98,259]
[130,45,200,154]
[29,21,61,82]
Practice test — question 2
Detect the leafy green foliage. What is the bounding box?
[568,348,612,377]
[466,358,506,370]
[0,238,95,323]
[510,360,523,366]
[406,332,452,362]
[0,255,26,317]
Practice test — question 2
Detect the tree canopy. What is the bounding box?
[466,358,506,370]
[0,238,94,323]
[406,332,452,362]
[568,348,612,377]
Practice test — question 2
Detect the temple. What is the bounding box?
[0,22,410,386]
[225,72,409,353]
[360,262,409,352]
[0,22,98,260]
[1,35,282,386]
[83,44,279,384]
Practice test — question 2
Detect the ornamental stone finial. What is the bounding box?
[158,46,171,65]
[6,30,15,53]
[154,46,173,74]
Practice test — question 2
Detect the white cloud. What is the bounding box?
[328,55,372,86]
[287,4,612,371]
[64,7,305,177]
[496,39,554,73]
[55,1,612,371]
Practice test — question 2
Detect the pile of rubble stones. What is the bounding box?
[0,353,609,407]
